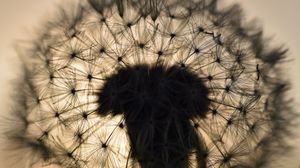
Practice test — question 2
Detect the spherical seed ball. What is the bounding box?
[3,0,293,168]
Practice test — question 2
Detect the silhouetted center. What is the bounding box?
[97,64,209,167]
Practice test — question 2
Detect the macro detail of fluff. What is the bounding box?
[2,0,293,168]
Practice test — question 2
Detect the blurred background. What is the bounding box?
[0,0,299,167]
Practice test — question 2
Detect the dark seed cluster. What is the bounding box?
[3,0,293,168]
[98,64,209,167]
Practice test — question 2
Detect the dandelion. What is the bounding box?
[2,0,294,167]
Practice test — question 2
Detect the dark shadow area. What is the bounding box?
[97,64,209,168]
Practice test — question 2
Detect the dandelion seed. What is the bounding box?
[2,0,294,168]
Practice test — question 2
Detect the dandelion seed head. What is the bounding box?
[3,0,293,168]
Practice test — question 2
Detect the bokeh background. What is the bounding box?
[0,0,299,167]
